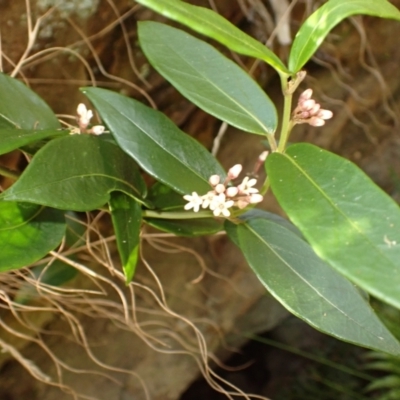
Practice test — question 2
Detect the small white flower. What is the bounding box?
[202,191,217,209]
[77,103,88,117]
[183,192,203,212]
[209,193,234,217]
[238,176,259,195]
[77,103,93,128]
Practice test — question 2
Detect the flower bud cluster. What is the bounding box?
[183,164,263,217]
[72,103,105,135]
[292,89,333,127]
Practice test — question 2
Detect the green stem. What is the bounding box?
[260,176,270,196]
[277,77,294,153]
[143,209,213,220]
[266,133,278,152]
[0,166,20,180]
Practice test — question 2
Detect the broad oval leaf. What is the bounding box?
[135,0,289,74]
[0,201,65,272]
[145,217,222,237]
[0,128,67,155]
[1,135,147,211]
[0,73,60,129]
[82,87,226,195]
[138,21,277,136]
[266,143,400,309]
[15,212,86,303]
[110,192,142,283]
[289,0,400,72]
[147,182,186,211]
[225,217,400,355]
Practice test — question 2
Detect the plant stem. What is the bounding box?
[277,76,294,153]
[143,210,213,219]
[260,176,270,196]
[0,166,20,180]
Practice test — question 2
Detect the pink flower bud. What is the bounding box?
[309,103,321,115]
[209,175,220,187]
[299,88,313,101]
[226,186,239,197]
[236,199,249,209]
[318,109,333,120]
[309,116,325,127]
[258,151,269,162]
[91,125,105,135]
[249,193,263,204]
[300,111,311,119]
[301,99,316,111]
[77,103,87,117]
[228,164,242,179]
[215,183,226,194]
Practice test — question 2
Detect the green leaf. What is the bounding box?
[289,0,400,72]
[146,217,222,237]
[110,192,142,283]
[135,0,288,74]
[266,143,400,309]
[226,217,400,355]
[365,376,400,392]
[14,212,86,303]
[82,87,225,195]
[238,208,304,238]
[0,202,65,272]
[0,73,60,129]
[0,128,67,155]
[1,135,147,211]
[138,21,277,136]
[147,182,185,210]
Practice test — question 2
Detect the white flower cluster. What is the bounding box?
[292,89,333,127]
[183,164,263,217]
[72,103,105,135]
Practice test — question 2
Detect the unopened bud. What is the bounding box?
[249,193,264,204]
[300,111,311,119]
[91,125,105,135]
[309,103,321,115]
[236,199,249,209]
[228,164,242,179]
[209,175,220,187]
[299,88,313,101]
[301,99,316,111]
[318,109,333,120]
[309,116,325,127]
[215,183,226,194]
[258,151,269,162]
[77,103,87,117]
[226,186,239,197]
